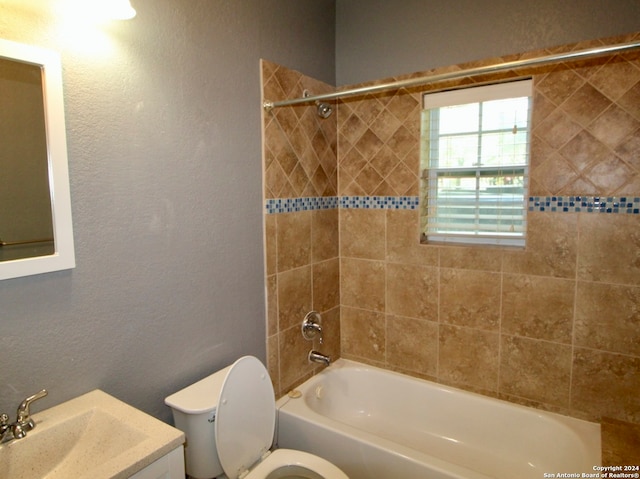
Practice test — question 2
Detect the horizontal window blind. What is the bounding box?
[421,80,532,247]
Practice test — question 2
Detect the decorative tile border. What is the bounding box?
[528,196,640,214]
[265,196,640,214]
[265,196,338,214]
[339,196,420,210]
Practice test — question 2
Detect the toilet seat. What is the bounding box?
[247,448,349,479]
[215,356,348,479]
[215,356,277,479]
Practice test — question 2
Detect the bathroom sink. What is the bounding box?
[0,389,184,479]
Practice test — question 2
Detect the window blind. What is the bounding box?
[421,80,532,247]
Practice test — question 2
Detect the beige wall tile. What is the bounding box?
[277,266,312,331]
[500,335,572,407]
[267,334,280,395]
[266,274,278,336]
[601,419,640,465]
[502,274,574,343]
[387,315,438,376]
[386,209,439,266]
[503,212,577,278]
[387,262,438,321]
[278,324,316,394]
[263,39,640,440]
[312,208,339,262]
[439,324,499,391]
[575,281,640,356]
[578,214,640,285]
[341,306,386,362]
[276,211,311,272]
[438,244,502,272]
[317,306,341,363]
[572,348,640,423]
[264,213,277,276]
[340,208,385,260]
[341,258,385,312]
[440,269,501,331]
[312,258,340,313]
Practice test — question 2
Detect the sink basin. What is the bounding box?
[0,390,184,479]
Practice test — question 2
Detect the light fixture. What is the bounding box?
[66,0,137,21]
[104,0,136,20]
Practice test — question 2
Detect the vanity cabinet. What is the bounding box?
[130,446,185,479]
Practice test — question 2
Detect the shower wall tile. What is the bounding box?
[262,34,640,459]
[387,314,438,377]
[386,262,438,321]
[312,258,340,312]
[278,323,316,393]
[332,33,640,439]
[277,265,312,332]
[501,274,574,343]
[386,209,439,266]
[499,335,572,407]
[262,61,340,398]
[439,324,499,392]
[276,211,311,272]
[502,212,578,279]
[311,208,339,262]
[438,244,502,272]
[575,281,640,356]
[264,213,277,276]
[341,306,386,363]
[601,419,640,465]
[339,208,385,260]
[341,258,385,312]
[577,213,640,285]
[572,348,640,424]
[266,274,278,337]
[439,269,501,331]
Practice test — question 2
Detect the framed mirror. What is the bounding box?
[0,38,75,280]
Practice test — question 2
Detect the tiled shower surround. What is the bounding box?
[262,32,640,459]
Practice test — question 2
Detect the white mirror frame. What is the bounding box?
[0,39,75,280]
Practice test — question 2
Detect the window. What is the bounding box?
[420,79,532,247]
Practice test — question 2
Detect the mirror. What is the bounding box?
[0,38,75,280]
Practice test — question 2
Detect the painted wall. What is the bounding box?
[0,0,335,422]
[336,0,640,85]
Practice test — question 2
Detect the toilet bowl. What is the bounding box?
[165,356,348,479]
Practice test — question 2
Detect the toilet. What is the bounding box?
[165,355,348,479]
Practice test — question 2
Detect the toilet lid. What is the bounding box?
[215,356,276,479]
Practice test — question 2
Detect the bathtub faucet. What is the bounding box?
[308,350,331,366]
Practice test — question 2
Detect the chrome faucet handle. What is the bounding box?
[302,311,323,342]
[16,389,48,431]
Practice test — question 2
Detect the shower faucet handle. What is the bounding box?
[302,311,323,343]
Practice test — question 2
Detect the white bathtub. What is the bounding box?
[275,359,600,479]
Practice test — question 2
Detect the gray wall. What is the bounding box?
[336,0,640,85]
[0,0,334,422]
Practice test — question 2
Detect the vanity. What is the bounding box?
[0,389,185,479]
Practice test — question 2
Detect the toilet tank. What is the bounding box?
[165,365,232,479]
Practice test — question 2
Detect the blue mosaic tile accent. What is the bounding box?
[265,196,338,214]
[266,196,640,214]
[340,196,420,210]
[528,196,640,214]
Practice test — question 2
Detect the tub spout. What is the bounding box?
[308,350,331,366]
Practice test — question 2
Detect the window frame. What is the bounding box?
[420,79,533,247]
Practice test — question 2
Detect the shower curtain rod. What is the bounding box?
[263,40,640,111]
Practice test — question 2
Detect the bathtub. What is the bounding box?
[275,359,600,479]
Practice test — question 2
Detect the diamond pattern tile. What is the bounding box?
[263,33,640,200]
[262,60,337,199]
